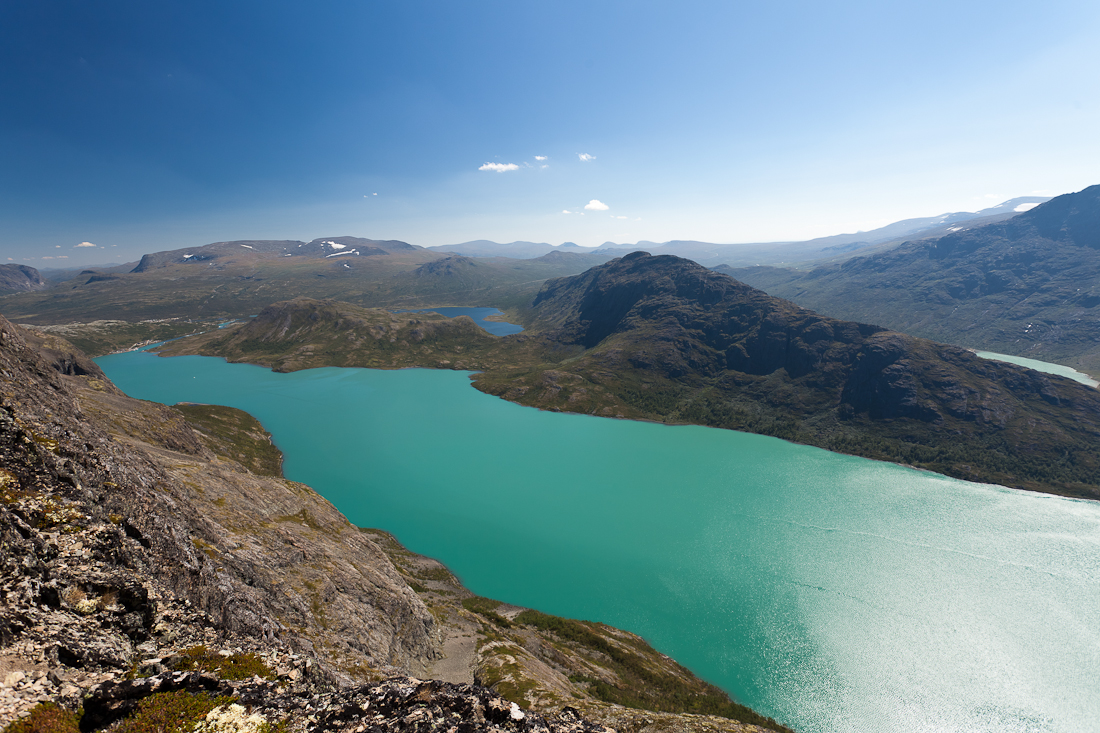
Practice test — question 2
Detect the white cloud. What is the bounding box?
[577,153,595,162]
[613,215,628,219]
[55,245,61,248]
[479,162,519,172]
[562,210,572,214]
[535,155,547,161]
[585,199,609,211]
[75,241,96,248]
[1014,202,1040,212]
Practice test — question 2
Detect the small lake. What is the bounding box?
[95,352,1100,733]
[392,307,524,337]
[975,350,1098,388]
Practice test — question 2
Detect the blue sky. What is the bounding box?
[3,0,1099,266]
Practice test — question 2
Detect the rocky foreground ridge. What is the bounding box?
[0,315,788,732]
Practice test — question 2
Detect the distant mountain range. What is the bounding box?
[0,236,611,324]
[428,196,1051,267]
[726,185,1100,377]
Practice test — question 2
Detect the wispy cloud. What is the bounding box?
[613,215,628,219]
[577,153,595,162]
[479,162,519,172]
[562,210,573,214]
[585,199,609,211]
[75,241,96,248]
[535,155,547,161]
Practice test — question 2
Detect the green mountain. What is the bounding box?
[169,253,1100,499]
[725,185,1100,376]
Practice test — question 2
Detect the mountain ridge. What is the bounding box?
[727,184,1100,376]
[427,196,1051,266]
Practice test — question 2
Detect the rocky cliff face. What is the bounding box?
[0,266,46,295]
[0,314,787,732]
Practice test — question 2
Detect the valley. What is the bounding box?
[3,189,1100,732]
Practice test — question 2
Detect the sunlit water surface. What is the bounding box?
[95,352,1100,733]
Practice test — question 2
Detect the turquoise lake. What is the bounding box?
[95,351,1100,733]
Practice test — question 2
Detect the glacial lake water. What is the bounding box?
[95,351,1100,733]
[975,350,1099,388]
[392,307,524,337]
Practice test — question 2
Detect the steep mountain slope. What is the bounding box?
[0,316,788,732]
[476,252,1100,498]
[0,265,46,295]
[728,185,1100,375]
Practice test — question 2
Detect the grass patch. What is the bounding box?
[173,403,283,477]
[113,690,234,733]
[2,703,79,733]
[172,645,275,681]
[462,596,512,628]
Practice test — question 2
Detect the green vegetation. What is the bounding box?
[173,404,283,477]
[1,703,79,733]
[462,596,512,627]
[515,610,794,731]
[172,645,275,681]
[19,319,222,357]
[113,691,235,733]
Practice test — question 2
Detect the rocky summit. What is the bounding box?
[0,314,787,733]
